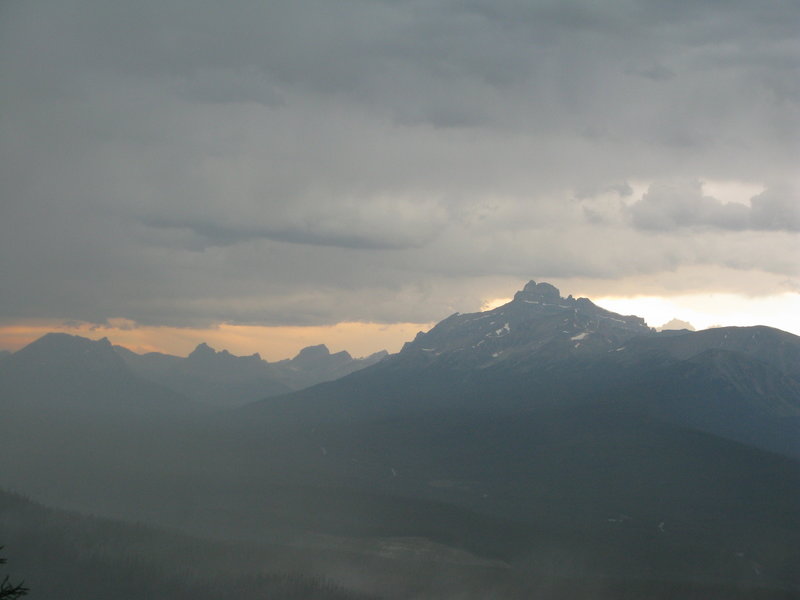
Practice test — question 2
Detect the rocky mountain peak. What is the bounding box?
[187,342,264,371]
[293,344,331,361]
[189,342,216,359]
[291,344,355,368]
[12,332,121,365]
[1,332,131,383]
[400,281,653,362]
[514,280,562,304]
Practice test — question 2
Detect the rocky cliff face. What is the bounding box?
[400,280,652,369]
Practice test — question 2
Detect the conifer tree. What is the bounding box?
[0,548,28,599]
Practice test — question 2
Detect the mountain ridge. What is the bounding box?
[115,339,388,407]
[242,281,800,457]
[0,332,194,414]
[0,331,388,410]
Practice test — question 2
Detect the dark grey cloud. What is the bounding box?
[628,182,799,232]
[138,203,444,250]
[629,182,749,230]
[1,0,798,327]
[750,186,800,231]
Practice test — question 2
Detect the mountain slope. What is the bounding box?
[116,341,387,408]
[116,343,292,408]
[0,333,194,414]
[242,282,800,456]
[219,281,800,589]
[273,344,389,390]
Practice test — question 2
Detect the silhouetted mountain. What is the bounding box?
[115,343,291,408]
[115,341,387,408]
[0,349,10,361]
[273,344,389,391]
[293,344,349,367]
[0,333,193,414]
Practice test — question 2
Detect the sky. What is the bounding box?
[1,0,798,359]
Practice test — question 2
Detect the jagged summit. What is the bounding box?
[189,342,216,358]
[401,280,652,363]
[513,280,562,304]
[189,342,261,361]
[511,280,601,313]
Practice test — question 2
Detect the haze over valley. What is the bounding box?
[1,282,799,598]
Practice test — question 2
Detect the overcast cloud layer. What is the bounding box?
[1,0,798,328]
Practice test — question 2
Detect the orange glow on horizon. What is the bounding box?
[2,290,797,359]
[0,320,434,361]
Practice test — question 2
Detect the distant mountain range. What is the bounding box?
[115,339,387,408]
[0,333,387,410]
[1,281,799,598]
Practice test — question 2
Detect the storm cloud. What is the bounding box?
[1,0,798,327]
[628,182,800,232]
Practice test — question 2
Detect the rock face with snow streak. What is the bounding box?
[246,280,800,460]
[400,280,652,368]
